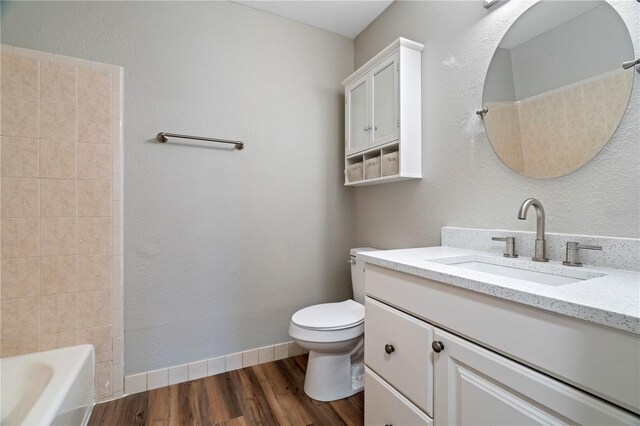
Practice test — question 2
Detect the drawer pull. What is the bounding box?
[385,344,395,354]
[432,341,444,353]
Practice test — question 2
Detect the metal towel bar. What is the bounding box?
[156,132,244,150]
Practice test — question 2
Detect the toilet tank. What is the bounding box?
[350,247,379,304]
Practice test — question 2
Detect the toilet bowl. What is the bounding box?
[288,247,377,402]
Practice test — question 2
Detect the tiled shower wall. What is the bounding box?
[484,68,633,179]
[0,45,124,400]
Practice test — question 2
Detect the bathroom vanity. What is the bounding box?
[360,245,640,425]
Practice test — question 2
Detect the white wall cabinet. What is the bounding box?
[364,265,640,425]
[342,38,423,186]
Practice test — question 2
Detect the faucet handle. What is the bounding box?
[492,236,518,258]
[563,242,602,267]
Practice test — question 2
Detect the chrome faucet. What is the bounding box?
[517,198,549,262]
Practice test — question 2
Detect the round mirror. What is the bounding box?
[482,0,635,179]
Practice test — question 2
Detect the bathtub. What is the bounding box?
[0,345,95,426]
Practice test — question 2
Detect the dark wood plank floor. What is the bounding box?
[89,355,364,426]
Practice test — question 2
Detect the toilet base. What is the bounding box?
[302,337,364,402]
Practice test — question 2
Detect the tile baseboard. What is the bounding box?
[123,341,306,396]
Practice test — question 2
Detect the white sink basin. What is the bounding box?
[431,255,606,286]
[450,261,583,286]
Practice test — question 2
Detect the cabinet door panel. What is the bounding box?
[347,79,369,155]
[433,328,639,426]
[365,367,432,426]
[372,54,399,147]
[365,296,433,416]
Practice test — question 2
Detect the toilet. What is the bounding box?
[288,247,378,401]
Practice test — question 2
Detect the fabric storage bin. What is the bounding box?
[381,151,399,176]
[364,156,381,179]
[347,162,363,182]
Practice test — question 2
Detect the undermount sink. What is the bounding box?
[450,261,582,286]
[431,255,606,286]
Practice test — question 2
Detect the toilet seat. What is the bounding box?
[289,300,365,343]
[292,300,364,330]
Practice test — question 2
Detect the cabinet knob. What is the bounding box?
[432,341,444,353]
[384,344,395,354]
[363,125,372,131]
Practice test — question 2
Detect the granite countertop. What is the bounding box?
[359,246,640,335]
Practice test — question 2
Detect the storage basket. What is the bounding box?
[381,151,399,176]
[364,156,381,180]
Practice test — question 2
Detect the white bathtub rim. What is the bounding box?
[1,345,95,426]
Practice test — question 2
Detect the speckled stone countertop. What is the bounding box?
[359,246,640,335]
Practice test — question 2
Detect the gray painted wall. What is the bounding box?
[484,48,516,102]
[510,4,633,99]
[352,0,639,249]
[1,1,355,374]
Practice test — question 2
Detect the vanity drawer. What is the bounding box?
[365,296,433,416]
[365,367,433,426]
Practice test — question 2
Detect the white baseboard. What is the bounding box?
[123,341,306,395]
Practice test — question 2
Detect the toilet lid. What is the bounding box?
[292,300,364,330]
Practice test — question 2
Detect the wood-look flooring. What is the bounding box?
[88,355,364,426]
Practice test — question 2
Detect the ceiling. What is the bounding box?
[234,1,394,39]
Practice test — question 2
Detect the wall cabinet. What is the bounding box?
[364,265,640,425]
[342,38,423,186]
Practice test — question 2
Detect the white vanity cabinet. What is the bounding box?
[364,264,640,426]
[342,38,422,186]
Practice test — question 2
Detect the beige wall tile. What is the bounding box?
[95,361,112,400]
[1,296,40,340]
[78,68,110,108]
[40,179,76,217]
[1,96,38,138]
[41,330,77,351]
[40,140,76,179]
[41,217,76,256]
[77,143,111,180]
[604,70,632,135]
[78,217,111,254]
[112,228,123,256]
[1,218,39,258]
[40,61,76,103]
[78,325,111,362]
[112,201,122,229]
[78,104,111,143]
[112,255,123,284]
[41,292,77,334]
[78,180,111,217]
[583,79,608,156]
[1,257,40,299]
[1,335,40,357]
[77,289,111,328]
[78,254,111,291]
[41,255,76,295]
[112,284,123,311]
[40,101,76,141]
[1,177,39,217]
[1,54,38,98]
[1,137,39,177]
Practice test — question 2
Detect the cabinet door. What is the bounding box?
[371,53,399,148]
[433,328,639,426]
[365,367,433,426]
[365,297,433,416]
[346,77,369,155]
